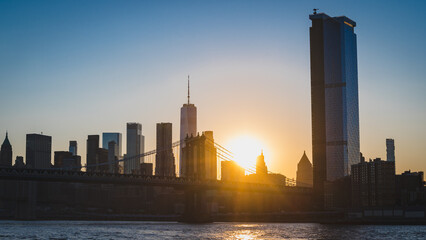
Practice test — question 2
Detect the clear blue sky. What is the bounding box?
[1,0,425,178]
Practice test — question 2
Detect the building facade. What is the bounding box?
[351,158,395,208]
[296,151,313,187]
[181,131,216,180]
[126,123,145,174]
[386,138,395,162]
[26,134,52,169]
[155,123,176,177]
[69,141,77,156]
[309,12,360,204]
[103,132,122,158]
[0,133,12,167]
[180,78,197,176]
[86,135,99,172]
[108,141,119,173]
[395,170,425,206]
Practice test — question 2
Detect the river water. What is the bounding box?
[0,221,425,239]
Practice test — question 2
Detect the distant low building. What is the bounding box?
[54,151,81,171]
[396,170,425,206]
[351,158,395,208]
[13,156,25,168]
[296,151,313,187]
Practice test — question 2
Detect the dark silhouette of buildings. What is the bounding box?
[181,131,217,179]
[86,135,99,172]
[180,76,197,177]
[54,151,73,168]
[54,151,81,170]
[86,135,108,172]
[0,132,12,167]
[103,133,122,158]
[140,162,153,176]
[108,141,119,173]
[256,150,268,175]
[246,153,287,185]
[126,123,144,174]
[26,133,52,169]
[69,141,77,156]
[309,12,360,206]
[155,123,176,177]
[13,156,25,168]
[386,138,395,162]
[221,160,245,181]
[296,151,313,187]
[396,170,425,206]
[351,158,395,208]
[97,148,109,172]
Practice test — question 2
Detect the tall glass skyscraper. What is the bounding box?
[179,77,197,176]
[309,12,360,202]
[126,123,145,174]
[102,132,122,157]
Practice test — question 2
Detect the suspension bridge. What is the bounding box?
[65,137,297,186]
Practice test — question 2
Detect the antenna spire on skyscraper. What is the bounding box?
[187,75,190,104]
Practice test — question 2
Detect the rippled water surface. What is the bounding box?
[0,221,425,239]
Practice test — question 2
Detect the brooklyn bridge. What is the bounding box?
[0,138,312,223]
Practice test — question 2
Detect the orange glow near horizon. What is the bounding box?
[225,135,269,170]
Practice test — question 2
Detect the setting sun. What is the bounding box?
[225,135,269,170]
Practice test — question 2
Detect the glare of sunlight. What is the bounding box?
[225,135,269,170]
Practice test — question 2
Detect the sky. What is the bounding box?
[0,0,425,179]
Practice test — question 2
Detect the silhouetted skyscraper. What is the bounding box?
[309,12,360,204]
[256,150,268,175]
[386,138,395,162]
[86,135,99,172]
[155,123,176,177]
[180,76,197,176]
[296,151,313,187]
[69,141,77,156]
[26,133,52,169]
[0,132,12,167]
[103,132,122,158]
[108,141,119,173]
[126,123,145,174]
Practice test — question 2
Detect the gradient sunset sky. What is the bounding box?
[0,0,425,178]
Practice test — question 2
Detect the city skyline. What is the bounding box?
[1,1,426,179]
